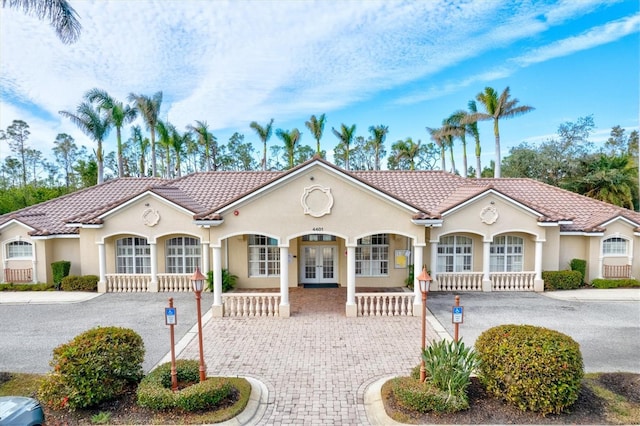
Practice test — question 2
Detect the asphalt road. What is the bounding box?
[0,291,638,374]
[0,292,212,374]
[426,291,640,373]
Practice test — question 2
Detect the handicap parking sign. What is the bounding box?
[452,306,463,324]
[165,307,177,325]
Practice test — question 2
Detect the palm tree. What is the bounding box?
[474,86,535,178]
[305,114,326,156]
[128,91,163,177]
[427,126,446,172]
[570,154,638,209]
[59,102,110,184]
[390,137,422,170]
[368,125,389,171]
[130,125,148,177]
[170,127,187,178]
[86,89,137,178]
[3,0,81,44]
[155,120,175,178]
[332,123,356,171]
[250,119,274,171]
[444,111,469,177]
[187,120,216,171]
[466,100,482,178]
[275,128,302,169]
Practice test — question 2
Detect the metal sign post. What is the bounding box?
[452,295,464,342]
[165,298,178,391]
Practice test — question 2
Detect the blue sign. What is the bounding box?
[165,307,177,325]
[452,306,464,324]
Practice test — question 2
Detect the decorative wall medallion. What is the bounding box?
[301,185,334,217]
[480,205,499,225]
[142,208,160,227]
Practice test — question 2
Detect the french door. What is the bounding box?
[300,246,337,284]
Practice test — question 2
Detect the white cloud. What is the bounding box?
[514,13,640,67]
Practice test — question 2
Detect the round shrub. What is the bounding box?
[39,326,144,410]
[475,324,584,415]
[137,360,232,412]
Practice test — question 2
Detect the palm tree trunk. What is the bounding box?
[97,140,104,184]
[475,137,481,178]
[150,129,157,177]
[461,135,468,178]
[494,119,501,178]
[116,126,124,178]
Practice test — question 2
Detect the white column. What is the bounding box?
[430,241,438,286]
[98,242,107,292]
[202,242,210,276]
[534,240,544,292]
[31,244,38,283]
[212,245,223,317]
[482,240,492,292]
[413,243,424,316]
[150,242,158,292]
[346,244,357,317]
[279,246,290,317]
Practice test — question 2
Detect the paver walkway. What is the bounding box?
[179,287,438,425]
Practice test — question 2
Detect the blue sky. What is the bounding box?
[0,0,638,172]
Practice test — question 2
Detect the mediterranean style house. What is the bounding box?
[1,157,638,317]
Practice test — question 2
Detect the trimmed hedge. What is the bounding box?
[570,259,587,283]
[137,360,232,412]
[61,274,98,291]
[0,283,54,291]
[51,260,71,288]
[591,278,640,289]
[475,324,583,416]
[39,326,145,410]
[542,270,582,290]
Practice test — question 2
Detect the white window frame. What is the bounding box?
[248,235,280,277]
[602,237,628,256]
[116,237,151,274]
[490,235,523,272]
[166,237,201,274]
[356,234,389,277]
[5,240,33,259]
[437,235,473,273]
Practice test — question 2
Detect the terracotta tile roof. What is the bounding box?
[0,178,164,236]
[1,159,639,236]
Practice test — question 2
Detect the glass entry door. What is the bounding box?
[301,246,337,284]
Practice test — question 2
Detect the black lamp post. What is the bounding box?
[191,266,207,382]
[417,265,432,383]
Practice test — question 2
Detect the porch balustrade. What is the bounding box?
[435,271,536,291]
[355,292,414,316]
[105,274,149,292]
[157,274,192,292]
[222,293,280,317]
[490,271,536,291]
[435,272,483,291]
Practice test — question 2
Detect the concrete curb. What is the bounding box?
[0,291,102,304]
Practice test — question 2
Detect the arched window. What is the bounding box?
[602,237,628,256]
[166,237,201,273]
[248,235,280,277]
[116,237,150,274]
[490,235,523,272]
[6,240,33,259]
[437,235,472,273]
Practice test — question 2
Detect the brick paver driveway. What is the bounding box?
[179,288,432,425]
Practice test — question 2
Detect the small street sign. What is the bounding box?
[452,305,464,324]
[165,307,177,325]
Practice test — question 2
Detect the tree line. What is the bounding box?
[1,85,638,214]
